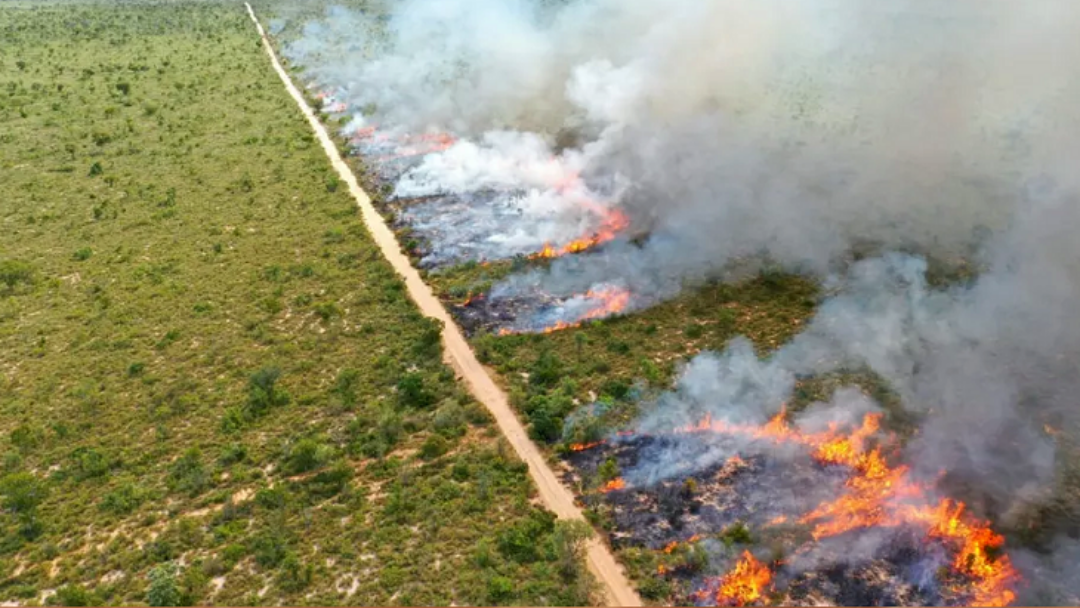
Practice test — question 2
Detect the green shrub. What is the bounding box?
[69,447,111,481]
[276,552,312,592]
[50,584,100,607]
[419,434,449,460]
[597,458,621,483]
[721,521,754,546]
[167,448,208,497]
[9,424,44,453]
[397,373,434,408]
[217,442,246,466]
[0,260,33,292]
[486,576,514,604]
[245,367,290,418]
[282,438,333,475]
[529,350,563,389]
[332,368,360,409]
[146,563,180,607]
[0,471,47,515]
[99,482,145,515]
[528,406,561,444]
[73,247,93,261]
[250,528,290,568]
[497,509,556,563]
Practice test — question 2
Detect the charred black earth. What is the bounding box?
[562,435,1011,607]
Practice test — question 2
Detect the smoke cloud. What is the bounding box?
[277,0,1080,599]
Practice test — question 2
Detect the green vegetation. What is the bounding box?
[0,2,595,605]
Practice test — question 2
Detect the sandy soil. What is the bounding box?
[244,5,642,606]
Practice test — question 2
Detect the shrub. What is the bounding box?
[486,576,514,604]
[9,424,44,453]
[0,472,47,515]
[88,161,103,176]
[146,563,180,607]
[50,584,99,607]
[69,447,111,481]
[547,520,593,580]
[721,521,753,546]
[497,509,556,563]
[597,458,621,483]
[600,378,631,401]
[276,552,312,592]
[255,487,287,510]
[167,448,208,497]
[100,482,145,515]
[332,368,360,409]
[282,438,333,475]
[529,350,562,389]
[411,319,442,360]
[528,406,561,444]
[250,528,290,568]
[314,301,338,321]
[245,367,290,419]
[396,373,434,408]
[304,462,353,499]
[419,435,449,460]
[217,442,246,466]
[0,260,33,293]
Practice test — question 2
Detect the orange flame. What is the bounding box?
[670,408,1018,606]
[569,440,605,452]
[498,285,632,336]
[600,477,627,493]
[699,551,773,606]
[530,206,631,260]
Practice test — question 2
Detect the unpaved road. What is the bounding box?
[244,5,642,606]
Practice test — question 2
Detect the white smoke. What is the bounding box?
[275,0,1080,595]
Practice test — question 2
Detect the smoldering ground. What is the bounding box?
[276,0,1080,602]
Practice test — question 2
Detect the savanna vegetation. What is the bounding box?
[0,2,598,605]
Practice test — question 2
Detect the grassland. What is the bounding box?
[0,2,599,606]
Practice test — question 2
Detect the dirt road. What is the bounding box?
[244,5,642,606]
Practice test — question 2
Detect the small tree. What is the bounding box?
[146,563,180,607]
[548,520,593,581]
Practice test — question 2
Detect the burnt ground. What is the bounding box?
[562,435,1012,606]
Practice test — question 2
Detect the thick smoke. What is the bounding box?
[278,0,1080,598]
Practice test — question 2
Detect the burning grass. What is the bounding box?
[563,406,1020,606]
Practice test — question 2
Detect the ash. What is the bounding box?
[565,437,997,607]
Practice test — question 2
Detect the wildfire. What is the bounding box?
[600,477,627,493]
[498,285,632,336]
[530,206,631,260]
[376,132,458,160]
[665,408,1019,605]
[569,440,605,452]
[697,551,773,607]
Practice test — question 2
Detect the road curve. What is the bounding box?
[244,5,643,606]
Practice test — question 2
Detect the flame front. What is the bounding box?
[669,408,1019,606]
[531,204,631,260]
[499,285,632,336]
[697,551,773,607]
[600,477,627,493]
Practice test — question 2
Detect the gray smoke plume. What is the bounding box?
[275,0,1080,599]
